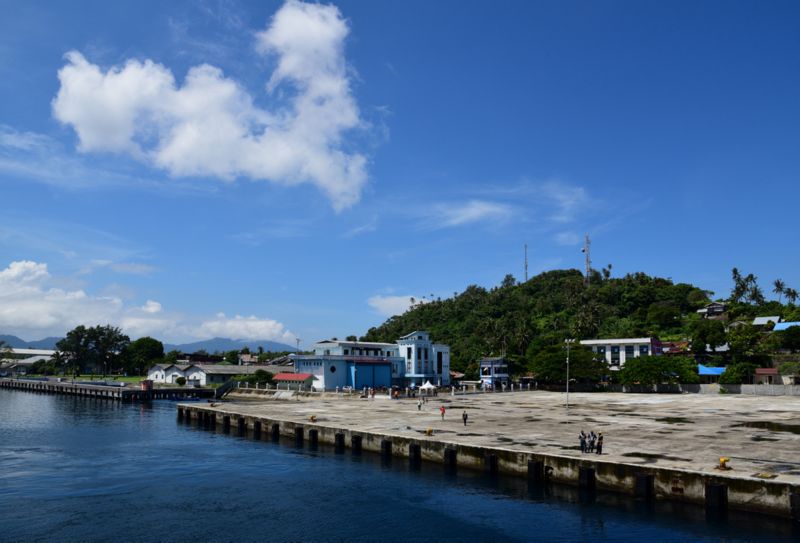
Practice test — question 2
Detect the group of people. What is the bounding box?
[579,430,603,454]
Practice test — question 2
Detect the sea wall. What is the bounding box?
[178,404,800,520]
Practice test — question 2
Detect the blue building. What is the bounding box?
[292,332,450,391]
[479,357,509,389]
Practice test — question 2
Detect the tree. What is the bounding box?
[56,325,92,376]
[727,324,764,362]
[778,327,800,353]
[773,279,786,303]
[618,355,698,386]
[719,362,757,384]
[90,325,130,376]
[785,288,799,305]
[345,335,358,341]
[124,337,165,376]
[223,350,239,365]
[690,319,726,354]
[528,344,606,383]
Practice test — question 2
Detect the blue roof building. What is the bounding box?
[773,322,800,332]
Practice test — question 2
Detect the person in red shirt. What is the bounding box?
[440,405,446,420]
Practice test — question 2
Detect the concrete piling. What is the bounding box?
[222,416,231,433]
[409,443,421,468]
[237,417,246,436]
[527,460,545,485]
[351,434,362,455]
[578,467,596,492]
[790,492,800,522]
[485,453,499,476]
[309,429,319,448]
[635,474,655,502]
[294,426,304,446]
[270,423,280,441]
[380,439,392,458]
[705,482,728,514]
[253,421,262,440]
[444,447,457,473]
[334,433,345,453]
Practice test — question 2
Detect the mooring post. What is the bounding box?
[335,432,345,453]
[635,474,655,502]
[237,417,246,436]
[253,421,262,440]
[270,423,280,441]
[222,415,231,433]
[294,426,304,446]
[308,429,319,448]
[351,434,362,455]
[409,443,422,468]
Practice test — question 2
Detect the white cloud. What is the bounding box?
[424,200,512,229]
[0,260,293,343]
[196,313,295,342]
[367,294,425,317]
[0,124,50,151]
[89,259,156,276]
[554,231,580,246]
[140,300,162,314]
[51,0,367,211]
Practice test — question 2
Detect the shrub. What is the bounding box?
[175,376,186,386]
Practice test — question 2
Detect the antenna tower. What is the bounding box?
[524,244,528,282]
[582,234,591,286]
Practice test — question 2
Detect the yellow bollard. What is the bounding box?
[717,457,731,470]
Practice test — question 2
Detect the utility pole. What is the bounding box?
[524,243,528,282]
[581,234,591,286]
[565,339,574,410]
[295,338,301,354]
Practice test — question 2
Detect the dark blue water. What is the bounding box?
[0,390,795,542]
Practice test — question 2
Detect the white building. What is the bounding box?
[147,364,262,386]
[579,337,662,371]
[293,331,451,391]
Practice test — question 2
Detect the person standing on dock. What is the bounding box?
[440,405,446,420]
[596,433,603,455]
[417,399,422,411]
[462,410,468,426]
[579,431,586,453]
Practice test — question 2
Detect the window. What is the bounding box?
[407,347,412,359]
[596,346,606,355]
[330,366,336,373]
[639,345,649,356]
[344,349,349,355]
[625,345,634,357]
[424,348,429,360]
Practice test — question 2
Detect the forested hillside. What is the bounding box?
[362,269,712,375]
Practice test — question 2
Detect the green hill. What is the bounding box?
[362,269,711,375]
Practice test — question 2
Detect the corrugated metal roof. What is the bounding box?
[697,364,725,376]
[273,372,313,381]
[773,322,800,331]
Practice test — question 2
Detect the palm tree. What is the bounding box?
[773,279,786,303]
[785,288,799,305]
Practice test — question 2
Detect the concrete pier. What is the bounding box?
[1,377,213,401]
[176,391,800,520]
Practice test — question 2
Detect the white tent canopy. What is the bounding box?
[419,381,436,394]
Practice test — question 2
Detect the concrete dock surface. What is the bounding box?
[213,390,800,485]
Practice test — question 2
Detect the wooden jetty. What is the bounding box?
[0,378,214,401]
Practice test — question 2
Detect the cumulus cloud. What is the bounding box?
[196,313,295,342]
[367,294,424,317]
[52,0,367,210]
[0,260,293,343]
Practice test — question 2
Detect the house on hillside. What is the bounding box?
[697,302,728,320]
[753,316,781,327]
[291,331,451,391]
[580,337,662,371]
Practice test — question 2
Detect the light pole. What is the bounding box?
[565,339,575,410]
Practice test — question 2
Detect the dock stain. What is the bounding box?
[750,435,779,442]
[656,417,694,424]
[622,452,691,462]
[733,421,800,434]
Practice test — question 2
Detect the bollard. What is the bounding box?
[485,453,499,476]
[237,417,246,436]
[351,435,362,455]
[409,443,422,468]
[527,460,545,485]
[294,426,304,446]
[444,448,457,473]
[253,421,262,440]
[380,439,392,457]
[335,433,345,453]
[635,474,655,502]
[705,482,728,514]
[222,416,231,433]
[579,467,596,492]
[790,492,800,523]
[270,423,280,441]
[309,429,319,448]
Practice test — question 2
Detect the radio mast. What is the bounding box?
[582,234,591,286]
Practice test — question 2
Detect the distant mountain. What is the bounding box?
[0,334,61,349]
[163,337,296,354]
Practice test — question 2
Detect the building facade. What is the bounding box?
[579,337,662,371]
[479,357,509,388]
[292,331,451,391]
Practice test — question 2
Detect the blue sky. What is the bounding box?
[1,0,799,345]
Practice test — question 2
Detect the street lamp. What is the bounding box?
[565,339,575,409]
